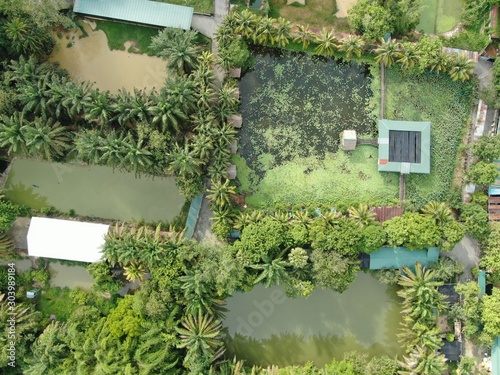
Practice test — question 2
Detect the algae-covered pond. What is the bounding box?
[224,272,403,367]
[236,49,398,208]
[4,159,184,222]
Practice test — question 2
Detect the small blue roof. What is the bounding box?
[369,247,439,270]
[479,270,487,297]
[74,0,194,30]
[493,337,500,375]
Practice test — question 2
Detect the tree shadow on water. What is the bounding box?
[5,180,49,209]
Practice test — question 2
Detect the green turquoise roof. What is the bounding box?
[369,247,439,270]
[73,0,193,30]
[479,270,487,297]
[493,337,500,375]
[378,119,431,174]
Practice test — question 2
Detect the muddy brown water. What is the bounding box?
[49,22,167,93]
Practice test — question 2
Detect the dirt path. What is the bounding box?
[193,194,220,242]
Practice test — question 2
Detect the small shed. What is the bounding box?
[27,217,109,263]
[228,114,243,128]
[341,130,357,151]
[378,119,431,174]
[440,340,462,362]
[368,247,439,270]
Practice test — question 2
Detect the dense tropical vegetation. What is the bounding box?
[0,0,497,372]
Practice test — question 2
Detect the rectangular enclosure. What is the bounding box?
[389,130,422,163]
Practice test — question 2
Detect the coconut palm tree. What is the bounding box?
[166,37,201,76]
[421,201,452,225]
[84,90,116,128]
[252,254,289,287]
[340,35,365,58]
[168,77,197,115]
[148,89,189,135]
[46,75,71,119]
[167,143,202,177]
[74,130,104,165]
[206,178,236,208]
[0,112,28,156]
[234,9,258,38]
[427,52,448,74]
[176,312,224,360]
[314,28,337,56]
[0,233,15,262]
[18,72,51,117]
[397,42,420,71]
[216,82,239,121]
[191,133,214,160]
[293,24,314,49]
[448,55,475,82]
[397,263,447,323]
[121,134,154,173]
[254,17,274,45]
[374,38,399,67]
[98,131,128,168]
[273,17,292,47]
[210,205,236,227]
[398,347,447,375]
[23,117,71,160]
[398,321,442,353]
[4,17,45,56]
[61,80,93,120]
[348,204,376,226]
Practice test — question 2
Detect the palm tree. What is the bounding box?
[18,72,51,117]
[427,52,448,74]
[148,89,189,134]
[61,80,93,120]
[121,134,154,173]
[374,38,399,67]
[165,37,201,76]
[123,261,146,282]
[206,178,236,208]
[448,55,475,81]
[210,205,236,227]
[314,28,337,56]
[273,17,292,47]
[0,233,15,262]
[46,75,70,119]
[74,130,104,164]
[348,204,376,226]
[192,111,219,136]
[5,17,44,56]
[421,201,452,225]
[176,312,224,361]
[84,90,115,128]
[397,42,420,71]
[397,263,447,323]
[340,35,365,58]
[0,112,28,156]
[254,17,274,45]
[168,78,197,115]
[197,50,216,68]
[398,320,442,353]
[252,254,289,287]
[235,9,258,38]
[23,117,71,160]
[293,24,314,49]
[216,82,239,121]
[98,131,128,168]
[191,133,214,160]
[167,143,202,177]
[398,347,447,375]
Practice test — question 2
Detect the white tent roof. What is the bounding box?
[27,217,109,263]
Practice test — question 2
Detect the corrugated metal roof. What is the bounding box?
[369,247,439,270]
[493,336,500,375]
[378,119,431,174]
[371,206,403,223]
[74,0,193,30]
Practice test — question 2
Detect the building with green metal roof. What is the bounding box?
[74,0,194,30]
[378,119,431,174]
[368,246,439,270]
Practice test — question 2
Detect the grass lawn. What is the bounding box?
[269,0,351,31]
[417,0,462,33]
[384,69,475,208]
[94,20,159,54]
[37,287,77,322]
[234,146,400,208]
[156,0,213,13]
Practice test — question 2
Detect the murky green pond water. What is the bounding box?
[4,159,184,222]
[224,272,403,367]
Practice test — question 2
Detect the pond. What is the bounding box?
[235,49,398,208]
[49,263,94,290]
[49,21,167,93]
[224,272,403,367]
[4,159,184,223]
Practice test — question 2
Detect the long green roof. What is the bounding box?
[74,0,193,30]
[378,119,431,174]
[369,247,439,270]
[493,337,500,375]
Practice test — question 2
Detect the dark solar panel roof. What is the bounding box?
[389,130,421,163]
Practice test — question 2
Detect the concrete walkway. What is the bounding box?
[191,0,229,38]
[441,235,480,283]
